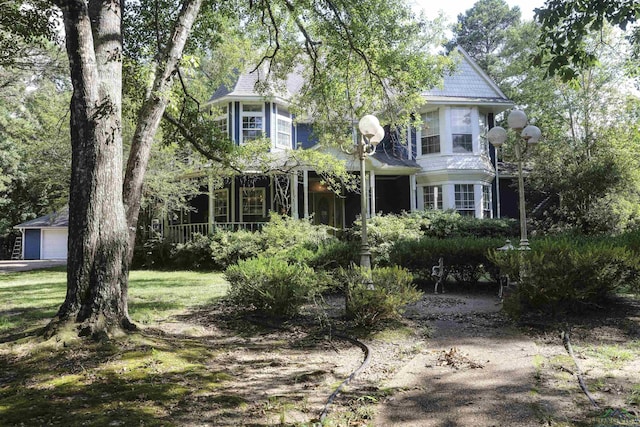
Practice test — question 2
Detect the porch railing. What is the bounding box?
[164,222,265,244]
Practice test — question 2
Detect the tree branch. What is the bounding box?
[162,111,242,173]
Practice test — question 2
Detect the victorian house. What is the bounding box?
[164,47,514,243]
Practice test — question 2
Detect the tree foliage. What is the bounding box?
[0,45,71,234]
[534,0,640,80]
[0,1,59,68]
[493,17,640,234]
[446,0,521,77]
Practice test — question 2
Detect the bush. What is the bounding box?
[224,256,321,317]
[347,211,517,267]
[488,237,640,316]
[307,240,359,270]
[259,214,335,255]
[171,234,217,270]
[337,266,422,327]
[131,233,174,270]
[390,236,505,286]
[210,229,262,269]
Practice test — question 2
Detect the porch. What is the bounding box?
[163,222,265,245]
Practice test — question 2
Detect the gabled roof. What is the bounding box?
[208,66,305,104]
[423,47,512,111]
[14,207,69,229]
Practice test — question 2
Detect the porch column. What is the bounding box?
[231,178,236,222]
[291,172,299,219]
[208,175,214,231]
[369,169,376,217]
[303,169,309,219]
[410,175,417,211]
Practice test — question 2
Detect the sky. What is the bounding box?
[411,0,546,22]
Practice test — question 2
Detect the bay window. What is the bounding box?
[421,110,440,155]
[275,105,292,148]
[451,108,473,153]
[241,103,263,143]
[455,184,475,216]
[423,185,443,210]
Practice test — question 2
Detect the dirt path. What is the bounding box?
[375,293,541,426]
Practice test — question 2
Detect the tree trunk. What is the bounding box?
[48,0,203,338]
[49,0,132,338]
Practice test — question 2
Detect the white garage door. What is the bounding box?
[42,228,68,260]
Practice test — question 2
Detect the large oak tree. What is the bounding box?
[28,0,448,338]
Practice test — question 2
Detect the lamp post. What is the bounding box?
[356,115,385,288]
[487,110,541,250]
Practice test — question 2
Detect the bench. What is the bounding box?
[431,257,445,294]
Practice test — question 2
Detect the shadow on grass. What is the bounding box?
[0,325,265,426]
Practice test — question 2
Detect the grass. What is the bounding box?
[0,268,233,426]
[0,268,228,334]
[580,344,636,370]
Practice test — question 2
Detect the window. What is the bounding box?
[455,184,475,216]
[275,106,292,148]
[482,185,492,218]
[241,187,265,217]
[213,104,228,137]
[241,103,263,143]
[212,189,228,222]
[421,110,440,154]
[423,185,443,210]
[451,108,473,153]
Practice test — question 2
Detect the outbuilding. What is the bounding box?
[14,208,68,260]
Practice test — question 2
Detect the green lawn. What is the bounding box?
[0,269,234,426]
[0,268,228,335]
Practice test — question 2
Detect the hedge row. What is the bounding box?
[134,212,640,317]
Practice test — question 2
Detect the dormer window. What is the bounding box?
[275,105,292,149]
[421,110,440,155]
[241,103,263,143]
[451,108,473,153]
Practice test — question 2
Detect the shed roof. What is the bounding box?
[14,208,69,229]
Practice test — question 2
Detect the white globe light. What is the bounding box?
[358,114,380,138]
[521,125,542,144]
[507,110,528,131]
[487,126,507,147]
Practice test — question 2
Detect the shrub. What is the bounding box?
[171,233,217,270]
[489,237,640,316]
[259,214,335,254]
[224,256,321,317]
[209,229,263,269]
[390,236,505,286]
[131,233,174,270]
[337,266,422,327]
[307,240,359,270]
[347,211,517,268]
[348,213,424,266]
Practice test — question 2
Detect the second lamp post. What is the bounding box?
[357,115,385,288]
[487,110,541,250]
